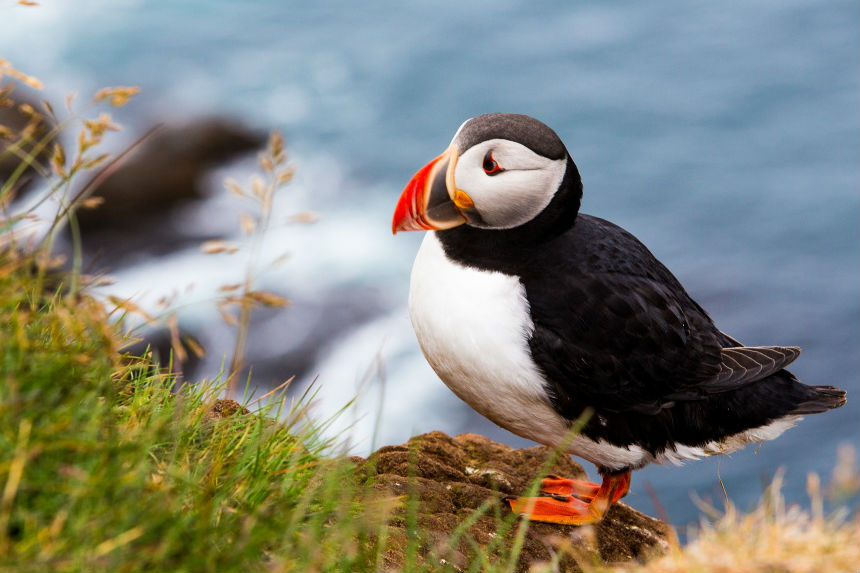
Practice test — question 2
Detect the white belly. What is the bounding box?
[408,233,648,470]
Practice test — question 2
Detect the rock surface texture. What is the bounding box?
[357,431,673,572]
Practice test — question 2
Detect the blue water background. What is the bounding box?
[2,0,858,529]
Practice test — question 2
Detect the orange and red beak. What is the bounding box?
[392,145,471,234]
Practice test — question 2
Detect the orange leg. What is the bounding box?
[505,471,631,525]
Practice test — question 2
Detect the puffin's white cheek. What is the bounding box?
[467,161,566,229]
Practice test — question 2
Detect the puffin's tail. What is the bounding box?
[792,385,847,415]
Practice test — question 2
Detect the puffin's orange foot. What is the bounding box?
[505,471,631,526]
[540,475,601,500]
[504,494,600,525]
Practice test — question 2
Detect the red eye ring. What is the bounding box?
[482,151,504,175]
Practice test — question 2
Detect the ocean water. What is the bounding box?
[2,0,858,528]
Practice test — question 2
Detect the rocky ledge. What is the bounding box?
[354,431,673,572]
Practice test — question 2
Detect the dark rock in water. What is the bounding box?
[0,88,57,199]
[75,118,264,267]
[356,431,672,572]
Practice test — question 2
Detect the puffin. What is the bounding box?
[391,113,846,525]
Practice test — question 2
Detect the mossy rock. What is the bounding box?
[358,431,673,572]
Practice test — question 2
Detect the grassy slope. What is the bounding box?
[0,255,395,572]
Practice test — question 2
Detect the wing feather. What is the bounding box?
[702,346,801,392]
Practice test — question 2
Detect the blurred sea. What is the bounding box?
[2,0,858,528]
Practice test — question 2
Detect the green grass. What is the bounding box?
[0,254,397,572]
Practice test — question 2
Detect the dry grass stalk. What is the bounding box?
[199,129,306,395]
[594,460,860,573]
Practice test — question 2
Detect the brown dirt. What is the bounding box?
[355,431,673,572]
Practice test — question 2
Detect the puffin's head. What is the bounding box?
[393,113,580,234]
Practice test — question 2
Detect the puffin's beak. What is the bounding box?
[392,144,469,234]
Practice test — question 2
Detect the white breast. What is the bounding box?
[408,233,649,470]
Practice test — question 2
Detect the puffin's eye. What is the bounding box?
[482,152,504,176]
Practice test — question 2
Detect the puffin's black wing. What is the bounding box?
[524,215,801,415]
